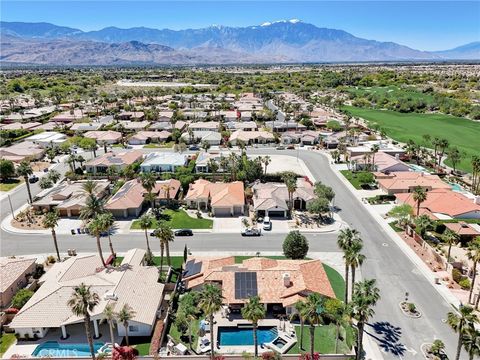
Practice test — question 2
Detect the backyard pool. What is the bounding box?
[449,183,463,192]
[32,341,105,357]
[218,326,278,346]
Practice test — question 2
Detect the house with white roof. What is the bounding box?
[25,131,68,148]
[140,152,188,173]
[9,249,164,340]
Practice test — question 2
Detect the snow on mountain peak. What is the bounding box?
[260,19,302,27]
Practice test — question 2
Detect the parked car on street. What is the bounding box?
[28,175,39,183]
[175,229,194,236]
[241,228,261,237]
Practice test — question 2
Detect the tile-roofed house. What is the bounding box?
[140,152,187,173]
[0,257,36,309]
[85,150,144,174]
[352,151,411,173]
[252,178,315,218]
[195,151,232,173]
[396,189,480,220]
[128,130,171,145]
[84,130,122,144]
[0,121,41,131]
[70,122,103,132]
[375,172,451,195]
[50,110,85,123]
[444,222,480,242]
[149,122,173,131]
[229,130,274,146]
[0,141,45,162]
[9,249,165,340]
[188,121,220,132]
[185,179,245,217]
[225,121,258,132]
[184,256,335,313]
[116,111,145,121]
[117,120,150,131]
[105,179,181,218]
[265,121,306,133]
[32,180,110,216]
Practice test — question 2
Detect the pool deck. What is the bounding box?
[2,323,118,359]
[197,312,297,355]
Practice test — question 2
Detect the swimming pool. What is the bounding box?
[449,183,463,192]
[218,326,278,346]
[409,164,427,172]
[32,341,105,357]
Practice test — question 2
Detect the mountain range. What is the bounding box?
[1,20,479,65]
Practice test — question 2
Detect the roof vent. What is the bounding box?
[283,273,291,287]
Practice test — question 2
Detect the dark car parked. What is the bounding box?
[175,229,194,236]
[28,175,39,183]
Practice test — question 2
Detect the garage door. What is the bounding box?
[214,207,231,217]
[268,210,286,218]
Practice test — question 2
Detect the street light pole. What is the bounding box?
[8,194,15,220]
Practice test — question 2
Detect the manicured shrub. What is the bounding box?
[452,268,463,283]
[459,278,471,290]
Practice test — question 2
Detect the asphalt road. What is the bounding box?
[0,148,457,359]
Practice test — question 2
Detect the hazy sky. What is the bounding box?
[2,1,479,51]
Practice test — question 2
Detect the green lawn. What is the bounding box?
[339,170,362,189]
[131,209,213,230]
[133,342,151,356]
[287,324,354,354]
[168,318,201,350]
[323,263,345,300]
[0,179,22,192]
[343,106,480,173]
[0,333,16,357]
[143,142,174,149]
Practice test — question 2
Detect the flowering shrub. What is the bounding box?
[298,353,320,360]
[112,346,138,360]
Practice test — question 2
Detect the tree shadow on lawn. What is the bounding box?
[365,321,406,357]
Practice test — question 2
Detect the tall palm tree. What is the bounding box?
[412,186,427,217]
[323,298,350,354]
[67,284,100,360]
[198,284,224,360]
[98,212,116,257]
[302,293,325,359]
[87,215,108,267]
[82,180,98,195]
[370,144,380,171]
[351,279,381,360]
[16,161,33,204]
[447,305,479,360]
[443,229,460,269]
[80,194,105,221]
[42,209,61,261]
[153,222,174,274]
[282,173,297,214]
[138,213,154,253]
[102,304,117,346]
[117,304,135,346]
[241,296,266,357]
[337,228,362,304]
[140,172,157,210]
[346,240,366,292]
[462,325,480,360]
[263,155,271,176]
[292,301,307,350]
[467,237,480,304]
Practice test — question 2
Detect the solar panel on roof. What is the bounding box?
[183,260,202,277]
[235,272,258,299]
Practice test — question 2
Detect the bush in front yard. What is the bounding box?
[283,231,309,259]
[459,278,471,290]
[11,289,34,309]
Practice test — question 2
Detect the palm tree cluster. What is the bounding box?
[447,305,480,360]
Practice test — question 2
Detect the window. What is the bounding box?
[129,325,139,332]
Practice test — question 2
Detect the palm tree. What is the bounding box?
[42,209,61,261]
[302,293,325,359]
[68,154,77,172]
[447,305,479,360]
[67,284,100,360]
[462,325,480,360]
[16,161,33,204]
[346,240,366,291]
[443,229,459,269]
[117,304,135,346]
[412,186,427,217]
[98,212,116,257]
[140,172,157,210]
[282,173,297,215]
[263,155,271,176]
[467,237,480,304]
[198,284,224,360]
[80,194,105,221]
[323,298,350,354]
[138,213,154,253]
[370,144,380,171]
[241,296,266,357]
[292,301,307,350]
[87,215,108,267]
[102,304,117,346]
[351,279,381,360]
[82,180,98,195]
[337,228,362,304]
[153,222,174,275]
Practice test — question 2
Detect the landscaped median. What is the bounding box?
[130,209,213,230]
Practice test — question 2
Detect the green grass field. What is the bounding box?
[0,334,16,357]
[131,209,213,230]
[343,106,480,173]
[339,170,363,189]
[323,263,345,300]
[0,179,22,192]
[287,324,354,354]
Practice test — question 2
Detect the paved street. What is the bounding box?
[0,148,457,359]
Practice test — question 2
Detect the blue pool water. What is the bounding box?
[218,326,278,346]
[449,183,463,192]
[32,341,104,357]
[409,164,427,172]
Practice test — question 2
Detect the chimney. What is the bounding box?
[283,273,291,287]
[395,154,399,160]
